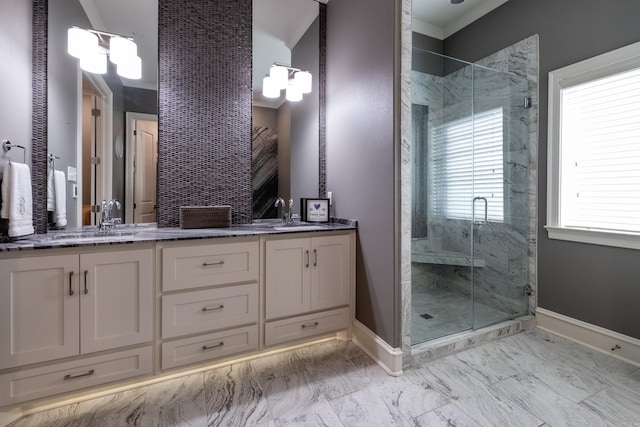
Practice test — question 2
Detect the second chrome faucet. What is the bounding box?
[274,197,294,225]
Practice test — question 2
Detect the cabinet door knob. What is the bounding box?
[202,342,224,351]
[63,369,95,380]
[69,271,74,296]
[83,270,89,295]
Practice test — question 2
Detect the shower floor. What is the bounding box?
[411,284,514,345]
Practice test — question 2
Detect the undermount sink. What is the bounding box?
[273,225,328,232]
[48,230,139,240]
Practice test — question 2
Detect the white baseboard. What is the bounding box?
[537,307,640,367]
[0,407,22,427]
[351,320,403,376]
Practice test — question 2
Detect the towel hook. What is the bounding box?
[3,140,26,163]
[48,153,61,170]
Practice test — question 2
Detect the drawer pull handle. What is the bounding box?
[202,304,224,312]
[202,342,224,351]
[69,271,74,296]
[83,270,89,295]
[301,322,319,329]
[63,369,95,380]
[203,261,225,267]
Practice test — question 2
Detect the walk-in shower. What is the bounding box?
[410,49,533,345]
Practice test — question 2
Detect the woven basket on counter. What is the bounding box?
[179,206,232,229]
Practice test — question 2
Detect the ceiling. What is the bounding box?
[413,0,508,40]
[79,0,157,91]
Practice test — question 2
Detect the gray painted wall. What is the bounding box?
[444,0,640,339]
[0,0,32,170]
[326,0,398,346]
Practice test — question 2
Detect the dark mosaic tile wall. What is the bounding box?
[319,3,327,198]
[32,0,48,233]
[157,0,253,226]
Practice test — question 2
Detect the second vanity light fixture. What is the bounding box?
[67,27,142,79]
[262,64,312,102]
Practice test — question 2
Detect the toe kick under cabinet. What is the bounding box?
[0,246,154,407]
[264,232,355,347]
[159,238,260,370]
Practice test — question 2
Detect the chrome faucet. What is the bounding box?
[274,197,294,225]
[98,199,122,232]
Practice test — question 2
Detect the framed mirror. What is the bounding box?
[47,0,158,228]
[252,0,325,219]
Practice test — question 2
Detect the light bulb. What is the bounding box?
[110,36,137,65]
[262,76,280,98]
[117,55,142,79]
[67,27,97,59]
[294,71,312,94]
[270,65,289,90]
[79,50,107,74]
[286,82,302,102]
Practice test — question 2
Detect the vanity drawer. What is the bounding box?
[161,326,258,370]
[0,346,152,407]
[162,241,259,291]
[162,283,258,339]
[264,307,350,347]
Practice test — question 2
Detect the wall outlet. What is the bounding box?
[327,191,333,205]
[72,184,78,199]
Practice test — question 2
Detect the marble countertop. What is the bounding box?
[0,218,356,252]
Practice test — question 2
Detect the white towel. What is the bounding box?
[1,162,34,237]
[47,169,67,227]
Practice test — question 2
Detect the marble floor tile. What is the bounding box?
[373,369,449,421]
[6,331,640,427]
[490,374,611,426]
[330,386,413,427]
[418,358,543,427]
[581,386,640,426]
[413,403,482,427]
[139,373,207,427]
[250,350,306,383]
[259,370,323,419]
[204,361,272,426]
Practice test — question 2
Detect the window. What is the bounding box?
[547,41,640,249]
[432,108,504,222]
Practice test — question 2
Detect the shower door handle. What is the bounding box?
[473,197,488,225]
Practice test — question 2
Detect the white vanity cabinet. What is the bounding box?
[0,247,154,406]
[264,233,354,346]
[159,238,260,369]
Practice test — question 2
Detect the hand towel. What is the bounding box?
[1,162,34,237]
[47,169,67,227]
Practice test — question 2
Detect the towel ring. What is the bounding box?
[3,140,26,163]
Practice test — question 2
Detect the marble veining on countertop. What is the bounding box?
[0,218,357,252]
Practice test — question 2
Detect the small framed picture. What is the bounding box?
[301,198,330,223]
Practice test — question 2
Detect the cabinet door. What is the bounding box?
[80,249,153,353]
[265,238,311,319]
[310,235,351,311]
[0,255,79,369]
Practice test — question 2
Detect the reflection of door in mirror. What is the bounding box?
[81,74,113,225]
[125,113,158,224]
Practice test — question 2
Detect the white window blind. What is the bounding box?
[560,67,640,233]
[432,108,504,221]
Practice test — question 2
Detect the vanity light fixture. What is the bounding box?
[262,64,312,102]
[67,27,142,79]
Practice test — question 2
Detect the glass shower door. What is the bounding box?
[470,65,531,328]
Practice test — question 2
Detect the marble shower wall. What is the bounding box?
[403,35,538,353]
